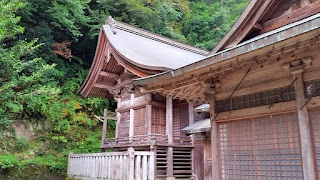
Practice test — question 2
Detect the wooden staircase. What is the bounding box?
[173,147,193,179]
[156,147,193,180]
[156,147,168,179]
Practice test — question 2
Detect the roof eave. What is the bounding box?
[133,13,320,86]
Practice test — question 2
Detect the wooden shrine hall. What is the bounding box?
[68,0,320,179]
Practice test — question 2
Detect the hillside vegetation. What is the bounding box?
[0,0,248,177]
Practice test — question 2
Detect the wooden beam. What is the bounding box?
[252,23,263,31]
[99,71,120,80]
[115,79,132,88]
[99,116,117,121]
[216,101,296,122]
[262,1,320,33]
[93,82,114,90]
[294,72,317,180]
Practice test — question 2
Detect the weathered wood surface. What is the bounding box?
[67,150,155,180]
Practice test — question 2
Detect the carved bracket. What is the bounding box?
[281,57,312,74]
[111,84,140,98]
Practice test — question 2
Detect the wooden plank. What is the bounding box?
[294,72,317,180]
[208,93,221,180]
[100,70,120,80]
[146,104,152,135]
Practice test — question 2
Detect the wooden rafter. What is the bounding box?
[261,1,320,33]
[100,71,120,80]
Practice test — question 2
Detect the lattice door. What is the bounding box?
[152,107,166,134]
[134,108,146,135]
[310,111,320,177]
[218,113,303,179]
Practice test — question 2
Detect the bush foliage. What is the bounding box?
[0,0,248,175]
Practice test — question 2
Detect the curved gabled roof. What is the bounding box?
[104,17,208,70]
[78,17,208,98]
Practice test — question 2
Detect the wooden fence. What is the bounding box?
[67,148,155,180]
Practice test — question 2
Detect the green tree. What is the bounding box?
[0,0,56,126]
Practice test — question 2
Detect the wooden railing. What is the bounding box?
[102,134,168,148]
[67,149,155,180]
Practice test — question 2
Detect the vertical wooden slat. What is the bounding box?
[101,156,105,179]
[106,155,109,179]
[294,72,317,179]
[108,155,111,179]
[142,155,148,180]
[136,155,142,180]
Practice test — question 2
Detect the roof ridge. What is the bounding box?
[105,16,209,56]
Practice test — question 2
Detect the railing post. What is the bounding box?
[128,147,135,180]
[67,152,73,177]
[149,152,155,180]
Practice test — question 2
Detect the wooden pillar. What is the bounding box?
[146,93,152,135]
[166,95,173,144]
[101,109,108,151]
[294,72,317,179]
[129,93,135,140]
[166,95,174,179]
[208,93,220,180]
[188,101,195,176]
[115,98,121,138]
